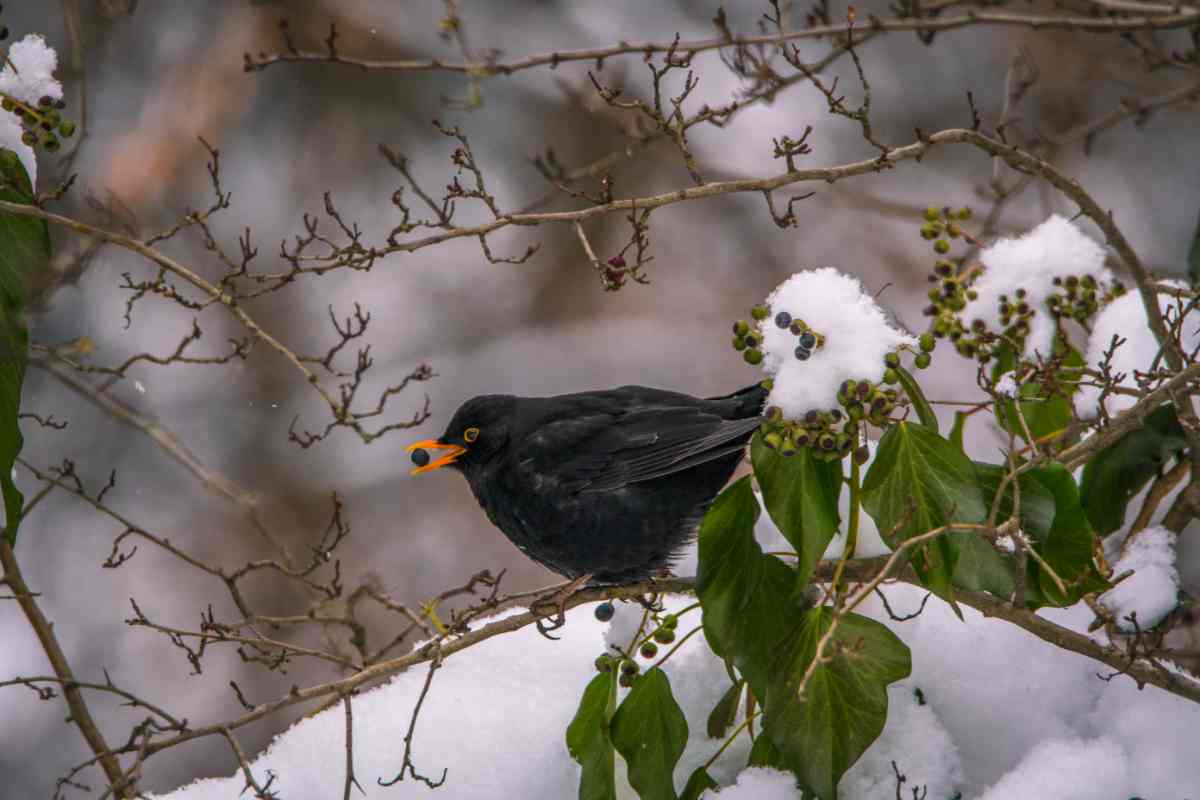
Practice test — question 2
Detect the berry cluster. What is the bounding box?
[1,93,75,153]
[1046,274,1125,322]
[920,205,972,256]
[732,304,825,366]
[593,603,679,687]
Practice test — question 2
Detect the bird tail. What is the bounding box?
[710,383,769,419]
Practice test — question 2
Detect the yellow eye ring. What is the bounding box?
[464,427,480,443]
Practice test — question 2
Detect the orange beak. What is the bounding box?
[406,439,467,475]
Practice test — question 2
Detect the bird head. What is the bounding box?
[406,394,516,475]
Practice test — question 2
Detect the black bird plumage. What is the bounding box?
[410,383,766,585]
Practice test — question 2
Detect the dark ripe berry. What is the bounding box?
[972,319,986,333]
[765,406,782,422]
[640,642,659,659]
[884,352,900,368]
[410,447,431,467]
[751,304,770,321]
[621,660,639,677]
[935,260,954,277]
[662,614,679,630]
[594,601,615,622]
[794,430,811,446]
[1016,302,1030,315]
[20,130,36,146]
[775,311,793,329]
[0,26,8,41]
[919,333,935,352]
[915,352,932,369]
[928,274,938,284]
[607,255,626,269]
[37,95,53,108]
[1052,276,1063,286]
[595,655,614,673]
[794,346,811,361]
[805,410,820,425]
[856,381,872,399]
[653,628,676,645]
[922,305,936,317]
[1015,288,1027,299]
[830,408,843,422]
[732,319,750,336]
[55,99,66,110]
[789,320,806,336]
[854,444,870,465]
[744,348,763,365]
[818,433,836,450]
[840,379,855,396]
[798,332,816,349]
[744,331,760,346]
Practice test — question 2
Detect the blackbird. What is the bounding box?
[407,383,766,593]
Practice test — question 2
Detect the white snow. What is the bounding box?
[0,33,63,185]
[975,737,1131,800]
[993,372,1020,398]
[702,767,798,798]
[1099,525,1179,632]
[964,215,1111,360]
[1074,282,1200,419]
[759,268,915,419]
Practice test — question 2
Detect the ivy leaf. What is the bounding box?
[0,149,47,546]
[992,339,1082,444]
[567,672,618,800]
[697,476,800,699]
[706,679,743,739]
[763,608,911,800]
[752,433,842,589]
[747,732,786,769]
[949,411,967,455]
[611,668,689,800]
[679,767,718,800]
[1080,404,1187,536]
[895,365,938,432]
[1028,464,1108,604]
[861,422,987,604]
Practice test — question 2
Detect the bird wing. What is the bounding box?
[517,407,762,493]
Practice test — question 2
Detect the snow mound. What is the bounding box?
[964,215,1110,359]
[760,268,914,418]
[1100,525,1179,632]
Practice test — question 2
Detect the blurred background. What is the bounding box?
[1,0,1198,794]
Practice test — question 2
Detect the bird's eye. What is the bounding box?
[464,427,480,443]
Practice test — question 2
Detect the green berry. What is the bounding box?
[915,352,931,369]
[760,378,773,391]
[763,431,783,450]
[653,628,676,645]
[0,97,13,112]
[732,336,747,351]
[20,130,36,146]
[919,333,935,352]
[883,368,899,384]
[732,319,750,336]
[884,352,900,369]
[640,642,659,659]
[923,206,940,222]
[595,654,613,672]
[934,239,950,254]
[946,223,962,238]
[751,304,769,321]
[621,660,639,677]
[744,348,763,365]
[955,207,972,220]
[920,223,937,240]
[619,673,635,688]
[662,614,679,630]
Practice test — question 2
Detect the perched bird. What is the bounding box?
[407,383,766,616]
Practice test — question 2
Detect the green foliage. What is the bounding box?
[1080,404,1187,536]
[679,768,718,800]
[895,365,938,432]
[610,668,689,800]
[567,672,618,800]
[752,434,841,589]
[993,340,1083,444]
[861,422,987,604]
[706,678,743,739]
[0,149,44,546]
[762,608,910,799]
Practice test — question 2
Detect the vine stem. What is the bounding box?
[703,709,763,771]
[828,456,861,596]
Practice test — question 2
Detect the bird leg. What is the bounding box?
[531,573,593,640]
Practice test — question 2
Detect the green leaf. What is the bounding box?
[0,149,46,546]
[611,668,689,800]
[679,767,718,800]
[992,339,1083,445]
[706,679,743,739]
[567,672,618,800]
[1187,208,1200,289]
[697,477,801,699]
[1080,404,1187,536]
[861,422,988,603]
[1027,464,1108,604]
[763,608,911,800]
[949,411,967,455]
[747,732,786,769]
[752,433,842,589]
[895,365,938,433]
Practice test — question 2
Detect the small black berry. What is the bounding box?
[775,311,792,329]
[410,448,431,467]
[799,332,816,349]
[794,346,811,361]
[594,601,615,622]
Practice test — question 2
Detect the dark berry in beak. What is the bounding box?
[411,448,431,468]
